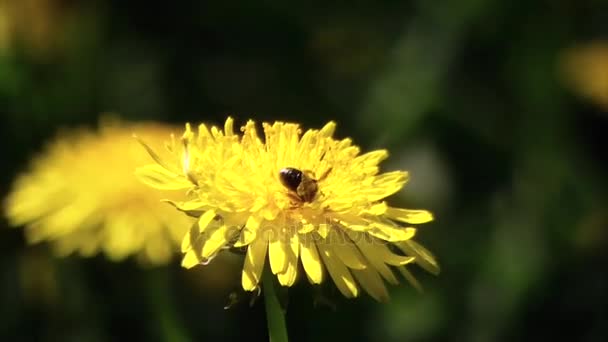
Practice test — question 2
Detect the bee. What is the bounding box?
[279,167,331,204]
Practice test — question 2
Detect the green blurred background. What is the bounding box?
[1,1,607,341]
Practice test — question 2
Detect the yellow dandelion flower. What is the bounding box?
[4,118,193,265]
[136,117,439,301]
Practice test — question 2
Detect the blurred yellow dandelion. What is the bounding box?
[136,117,439,301]
[4,118,193,265]
[560,40,608,110]
[0,0,71,55]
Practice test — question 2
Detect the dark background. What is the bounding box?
[1,1,607,341]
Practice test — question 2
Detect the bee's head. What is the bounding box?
[279,167,303,192]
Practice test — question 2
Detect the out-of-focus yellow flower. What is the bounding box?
[560,40,608,110]
[136,118,439,301]
[0,0,70,54]
[4,118,193,265]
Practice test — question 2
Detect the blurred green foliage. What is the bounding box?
[1,1,607,341]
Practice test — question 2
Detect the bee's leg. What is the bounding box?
[249,286,262,307]
[317,167,333,182]
[224,288,252,310]
[286,192,302,207]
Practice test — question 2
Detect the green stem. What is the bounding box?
[145,268,191,342]
[263,269,289,342]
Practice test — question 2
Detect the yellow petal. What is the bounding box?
[181,249,202,269]
[262,206,280,221]
[329,230,366,269]
[324,199,357,212]
[295,129,315,157]
[368,222,417,242]
[224,117,235,136]
[398,267,423,292]
[341,224,369,232]
[246,214,262,230]
[300,236,323,284]
[350,234,399,285]
[277,245,298,286]
[180,222,198,252]
[133,135,175,172]
[351,266,389,302]
[134,164,191,190]
[234,215,260,247]
[319,121,336,137]
[201,225,230,259]
[317,223,329,238]
[197,123,212,140]
[373,242,416,266]
[289,231,300,260]
[211,126,223,139]
[362,202,388,215]
[298,223,315,234]
[277,233,299,286]
[183,123,194,140]
[386,207,434,224]
[277,261,298,286]
[331,243,366,270]
[198,210,217,233]
[268,229,289,275]
[317,243,359,298]
[242,238,268,291]
[353,150,389,167]
[363,171,409,201]
[396,240,440,275]
[234,227,256,248]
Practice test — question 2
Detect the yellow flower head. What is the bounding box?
[4,118,193,265]
[136,118,439,301]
